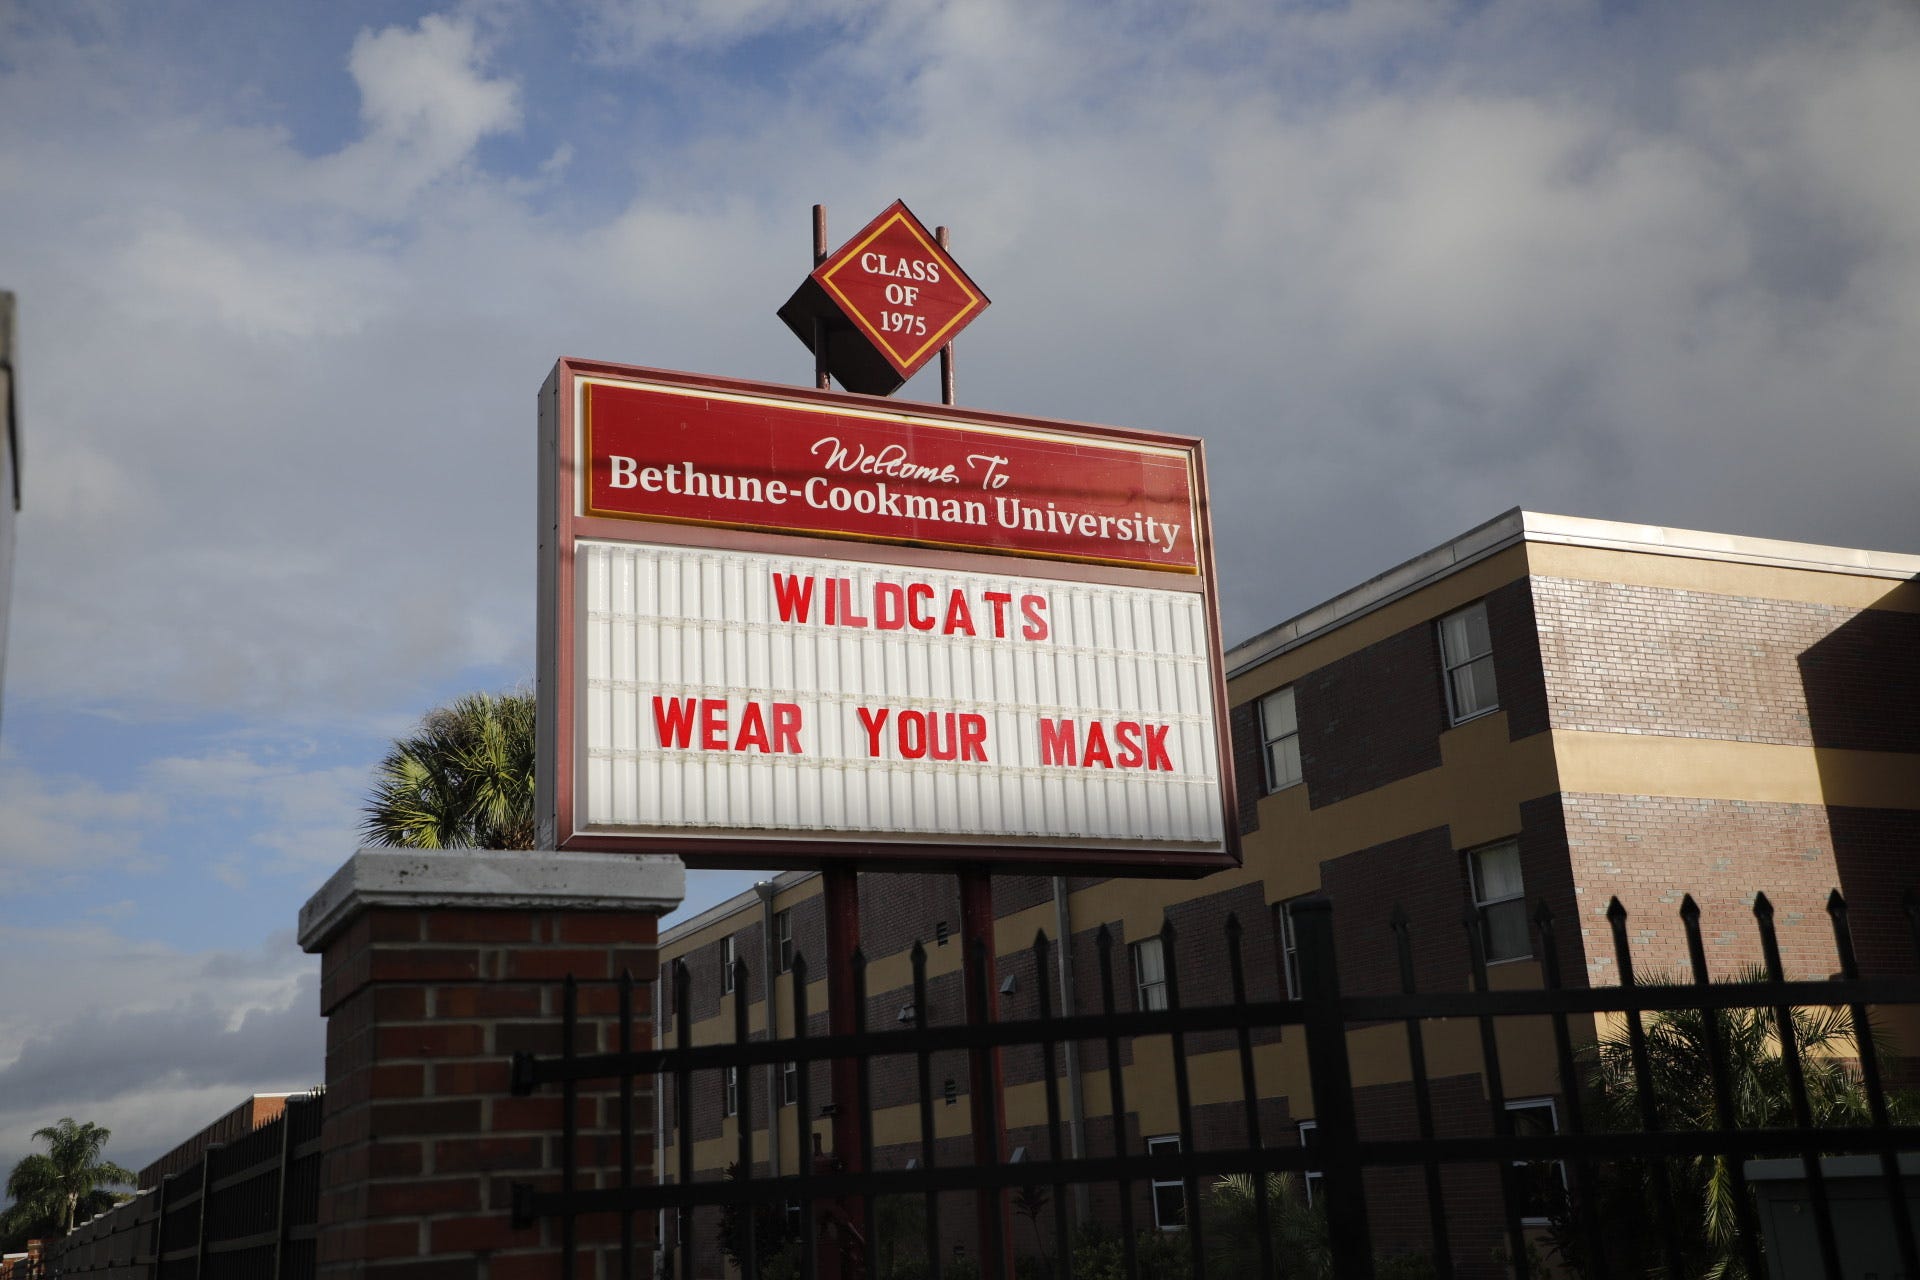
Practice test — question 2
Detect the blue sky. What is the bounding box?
[3,0,1919,1183]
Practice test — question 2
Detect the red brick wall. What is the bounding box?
[1559,792,1875,984]
[317,905,658,1280]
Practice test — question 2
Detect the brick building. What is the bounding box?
[655,509,1920,1276]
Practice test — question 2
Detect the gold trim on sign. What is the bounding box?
[816,212,986,370]
[576,376,1202,575]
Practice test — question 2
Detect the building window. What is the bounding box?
[1277,899,1304,1000]
[1132,937,1168,1011]
[720,935,736,994]
[1438,601,1499,723]
[1147,1135,1185,1229]
[1470,839,1530,962]
[782,1060,798,1107]
[1297,1121,1321,1205]
[776,909,794,973]
[722,1067,739,1118]
[1506,1099,1566,1223]
[1258,687,1302,792]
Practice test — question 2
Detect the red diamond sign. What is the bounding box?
[778,200,990,397]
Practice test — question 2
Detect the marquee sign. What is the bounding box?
[538,360,1238,874]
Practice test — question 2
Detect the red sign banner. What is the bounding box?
[811,200,988,382]
[582,378,1198,572]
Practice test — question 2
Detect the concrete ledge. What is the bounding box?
[298,846,686,952]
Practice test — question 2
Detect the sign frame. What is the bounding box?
[537,358,1240,876]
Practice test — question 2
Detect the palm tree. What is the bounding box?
[4,1118,134,1237]
[1553,966,1901,1279]
[361,690,536,849]
[1203,1171,1331,1279]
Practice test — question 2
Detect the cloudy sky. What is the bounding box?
[3,0,1918,1186]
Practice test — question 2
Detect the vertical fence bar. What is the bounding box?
[911,941,942,1280]
[733,962,757,1280]
[193,1150,216,1280]
[563,976,579,1280]
[1033,930,1074,1280]
[1606,898,1685,1280]
[963,934,1011,1280]
[854,947,876,1280]
[1679,895,1764,1280]
[1095,926,1139,1279]
[1292,897,1374,1279]
[271,1098,295,1280]
[792,953,818,1280]
[675,961,694,1280]
[1753,892,1844,1280]
[1533,901,1605,1280]
[1463,906,1528,1280]
[1828,889,1920,1278]
[1158,916,1206,1278]
[1390,906,1452,1280]
[622,970,637,1280]
[153,1173,171,1280]
[1227,914,1276,1280]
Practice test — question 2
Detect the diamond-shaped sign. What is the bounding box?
[778,200,989,396]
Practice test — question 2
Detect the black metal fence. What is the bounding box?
[46,1091,324,1280]
[510,890,1920,1280]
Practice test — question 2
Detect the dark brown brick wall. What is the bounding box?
[1298,623,1447,808]
[1533,577,1920,750]
[1229,700,1263,834]
[1319,827,1468,997]
[1487,578,1550,740]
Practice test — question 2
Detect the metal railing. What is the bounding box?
[510,889,1920,1280]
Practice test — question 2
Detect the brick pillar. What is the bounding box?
[298,847,684,1280]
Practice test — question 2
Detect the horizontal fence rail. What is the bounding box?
[511,889,1920,1280]
[46,1091,324,1280]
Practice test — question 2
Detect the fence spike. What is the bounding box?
[1606,896,1627,926]
[1033,926,1050,950]
[1752,890,1775,922]
[1160,911,1178,945]
[1678,893,1700,924]
[1390,903,1409,931]
[1827,887,1848,919]
[1224,911,1242,942]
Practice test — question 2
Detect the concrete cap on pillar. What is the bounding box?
[297,846,687,952]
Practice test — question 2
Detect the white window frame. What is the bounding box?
[781,1060,798,1108]
[1131,937,1168,1012]
[1277,899,1304,1000]
[1505,1098,1566,1225]
[776,909,794,973]
[1438,601,1499,723]
[1258,686,1303,792]
[722,1066,739,1118]
[720,934,736,994]
[1146,1134,1185,1230]
[1297,1120,1321,1205]
[1469,839,1530,963]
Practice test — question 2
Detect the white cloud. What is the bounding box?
[0,925,319,1178]
[318,12,521,213]
[0,769,165,891]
